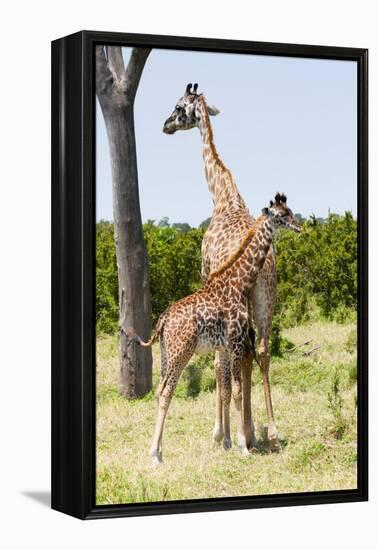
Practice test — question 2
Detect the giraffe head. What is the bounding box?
[262,193,302,233]
[163,83,220,134]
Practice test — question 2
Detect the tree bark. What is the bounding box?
[96,45,152,398]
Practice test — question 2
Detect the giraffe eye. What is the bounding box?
[176,105,181,111]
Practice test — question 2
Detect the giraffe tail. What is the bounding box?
[248,325,261,367]
[126,313,167,348]
[126,327,158,347]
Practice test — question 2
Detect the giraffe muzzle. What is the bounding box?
[163,119,176,134]
[291,221,302,233]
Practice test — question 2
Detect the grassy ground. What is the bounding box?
[96,320,357,505]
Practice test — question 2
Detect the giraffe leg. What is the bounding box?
[251,248,280,451]
[212,351,224,444]
[220,353,232,450]
[230,351,249,456]
[150,338,195,465]
[241,352,257,450]
[150,364,188,466]
[150,387,172,466]
[259,337,280,451]
[150,341,170,462]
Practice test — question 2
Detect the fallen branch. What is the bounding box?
[302,345,321,356]
[285,340,312,353]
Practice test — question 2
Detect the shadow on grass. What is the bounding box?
[254,424,288,454]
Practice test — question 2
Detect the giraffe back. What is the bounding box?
[201,206,277,333]
[201,207,265,276]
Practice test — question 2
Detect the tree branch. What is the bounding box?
[107,46,127,86]
[124,48,151,98]
[302,345,321,357]
[285,340,312,353]
[95,45,113,95]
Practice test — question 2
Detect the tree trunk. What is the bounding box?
[96,46,152,398]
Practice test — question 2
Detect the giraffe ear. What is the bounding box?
[262,207,270,216]
[207,104,221,116]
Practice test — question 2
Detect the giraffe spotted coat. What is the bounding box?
[163,86,278,450]
[128,195,301,465]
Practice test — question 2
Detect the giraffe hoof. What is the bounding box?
[151,452,163,466]
[240,446,251,457]
[268,437,281,453]
[223,437,232,450]
[213,428,224,444]
[246,434,258,451]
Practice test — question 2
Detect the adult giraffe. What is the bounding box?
[163,83,279,452]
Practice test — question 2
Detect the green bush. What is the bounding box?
[270,316,294,357]
[96,221,204,334]
[182,354,216,398]
[96,213,357,335]
[143,222,204,324]
[275,212,357,325]
[327,369,347,440]
[96,221,118,334]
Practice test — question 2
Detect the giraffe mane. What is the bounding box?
[199,95,229,176]
[198,94,246,213]
[206,215,265,283]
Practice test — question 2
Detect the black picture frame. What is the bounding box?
[51,30,368,520]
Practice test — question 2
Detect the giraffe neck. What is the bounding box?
[209,216,274,293]
[196,96,246,214]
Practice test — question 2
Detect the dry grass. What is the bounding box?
[96,320,357,505]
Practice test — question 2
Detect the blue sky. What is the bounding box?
[96,48,357,226]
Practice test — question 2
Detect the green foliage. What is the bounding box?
[96,221,204,333]
[327,369,347,440]
[161,353,216,400]
[275,212,357,325]
[188,354,216,395]
[333,304,357,325]
[199,217,212,229]
[171,222,192,233]
[96,213,357,335]
[270,316,294,357]
[143,222,204,324]
[158,216,170,228]
[182,354,216,398]
[96,221,118,334]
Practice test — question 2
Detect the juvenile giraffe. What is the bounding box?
[163,83,279,450]
[128,194,301,465]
